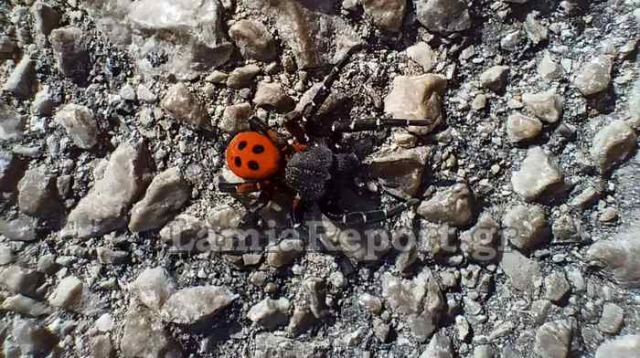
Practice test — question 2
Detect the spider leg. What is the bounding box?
[214,177,272,195]
[322,199,419,226]
[283,45,362,143]
[331,118,438,133]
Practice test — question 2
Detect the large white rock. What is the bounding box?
[62,142,152,239]
[590,120,637,174]
[384,74,447,135]
[596,335,640,358]
[511,147,564,202]
[161,286,237,324]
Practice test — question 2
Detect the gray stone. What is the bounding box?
[0,265,45,297]
[460,213,501,263]
[419,330,453,358]
[219,103,252,134]
[0,104,25,141]
[49,26,90,83]
[1,295,52,317]
[3,57,37,99]
[0,244,14,265]
[362,0,406,32]
[244,0,359,69]
[502,204,549,252]
[480,66,510,93]
[119,83,136,101]
[228,20,276,61]
[120,306,183,358]
[591,120,637,174]
[252,332,328,358]
[538,51,563,82]
[6,319,58,357]
[160,214,208,252]
[598,303,624,334]
[161,286,237,324]
[0,216,38,242]
[31,86,56,116]
[500,251,541,293]
[0,35,17,60]
[226,64,261,89]
[418,184,474,228]
[31,1,62,36]
[63,142,152,239]
[407,42,438,72]
[18,166,59,218]
[128,0,232,79]
[415,0,471,33]
[48,275,83,310]
[162,83,211,130]
[254,81,295,112]
[522,90,564,124]
[524,12,548,45]
[55,104,99,149]
[0,151,23,192]
[382,269,444,341]
[595,335,640,358]
[544,271,571,303]
[366,146,429,197]
[587,230,640,288]
[474,345,495,358]
[133,267,176,312]
[384,74,447,135]
[629,79,640,129]
[512,147,564,202]
[574,55,613,96]
[136,84,157,104]
[129,167,191,233]
[506,113,542,143]
[247,297,291,329]
[266,239,305,268]
[91,335,114,358]
[96,247,128,265]
[358,293,383,314]
[534,320,573,358]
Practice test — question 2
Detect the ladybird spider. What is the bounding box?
[216,47,432,227]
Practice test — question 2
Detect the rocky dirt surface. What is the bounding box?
[1,0,640,357]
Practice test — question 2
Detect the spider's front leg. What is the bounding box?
[321,199,419,226]
[331,118,440,133]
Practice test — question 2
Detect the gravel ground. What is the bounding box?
[1,0,640,357]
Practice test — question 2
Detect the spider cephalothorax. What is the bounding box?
[217,47,433,226]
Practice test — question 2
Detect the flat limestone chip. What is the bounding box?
[522,90,564,123]
[506,113,542,143]
[0,265,45,297]
[120,306,183,358]
[511,147,563,202]
[3,57,37,99]
[247,297,292,329]
[590,120,637,174]
[407,42,438,72]
[598,303,624,334]
[595,335,640,358]
[480,65,510,93]
[384,74,447,135]
[228,20,276,61]
[587,230,640,288]
[54,104,99,149]
[1,294,53,317]
[500,251,541,294]
[132,267,176,311]
[129,167,191,233]
[62,142,152,239]
[502,204,548,252]
[534,320,573,358]
[366,146,429,197]
[161,83,211,130]
[161,286,237,324]
[48,275,83,310]
[361,0,407,32]
[574,55,613,96]
[417,183,474,228]
[415,0,470,33]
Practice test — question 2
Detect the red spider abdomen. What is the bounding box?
[225,132,282,180]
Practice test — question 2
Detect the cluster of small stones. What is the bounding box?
[0,0,639,357]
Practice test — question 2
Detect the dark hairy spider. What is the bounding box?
[216,46,429,227]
